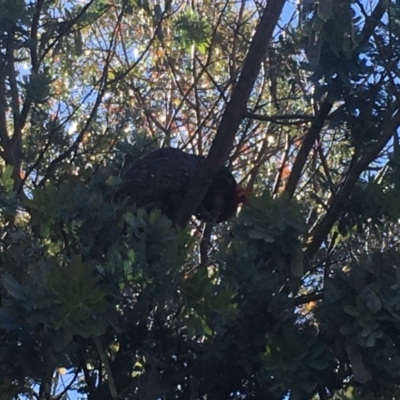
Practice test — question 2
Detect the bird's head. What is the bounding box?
[215,185,249,222]
[234,186,250,207]
[197,167,250,223]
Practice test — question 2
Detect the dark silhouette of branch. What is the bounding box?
[294,291,324,306]
[79,346,97,397]
[316,140,336,196]
[93,335,118,398]
[305,109,400,260]
[273,133,291,195]
[39,77,108,185]
[244,111,315,124]
[359,0,387,43]
[287,0,389,258]
[283,0,386,202]
[8,0,45,163]
[284,89,336,199]
[38,366,54,400]
[173,0,286,228]
[5,39,24,193]
[107,0,171,87]
[0,63,9,148]
[39,3,127,185]
[29,0,44,72]
[39,0,98,63]
[6,40,20,128]
[199,223,213,268]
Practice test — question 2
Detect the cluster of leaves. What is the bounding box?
[0,168,321,398]
[0,177,390,399]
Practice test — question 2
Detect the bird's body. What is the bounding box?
[113,147,246,223]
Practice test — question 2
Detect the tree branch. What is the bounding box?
[305,108,400,260]
[359,0,387,43]
[294,291,324,306]
[30,0,45,73]
[8,0,45,163]
[93,336,118,398]
[273,133,291,195]
[39,2,127,185]
[284,89,336,199]
[0,62,9,150]
[294,0,389,258]
[244,111,315,124]
[173,0,286,228]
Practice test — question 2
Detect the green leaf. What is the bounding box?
[2,274,28,301]
[308,359,329,370]
[344,305,360,317]
[248,230,275,242]
[366,334,376,347]
[359,287,382,313]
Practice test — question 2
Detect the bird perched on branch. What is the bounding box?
[113,147,248,223]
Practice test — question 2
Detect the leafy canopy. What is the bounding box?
[1,0,400,399]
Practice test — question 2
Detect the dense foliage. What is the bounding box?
[1,0,400,399]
